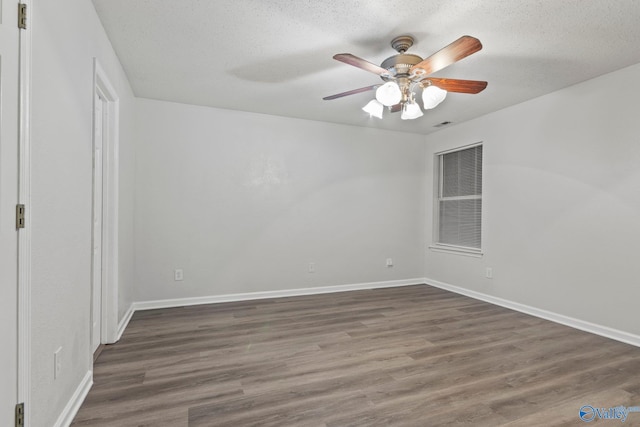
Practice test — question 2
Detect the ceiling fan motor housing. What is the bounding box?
[380,35,422,81]
[380,53,423,81]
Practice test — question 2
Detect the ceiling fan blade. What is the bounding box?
[389,104,402,113]
[426,78,488,94]
[410,36,482,76]
[333,53,391,77]
[323,84,379,100]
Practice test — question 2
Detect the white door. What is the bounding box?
[0,0,21,423]
[91,92,105,353]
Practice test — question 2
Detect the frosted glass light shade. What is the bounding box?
[376,82,402,106]
[362,99,384,119]
[422,85,447,109]
[401,101,423,120]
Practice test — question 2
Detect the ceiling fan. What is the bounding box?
[323,35,487,120]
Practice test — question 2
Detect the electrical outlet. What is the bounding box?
[386,258,393,267]
[486,267,493,279]
[54,347,62,379]
[174,269,183,281]
[308,262,315,273]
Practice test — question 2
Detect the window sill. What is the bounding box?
[428,245,483,258]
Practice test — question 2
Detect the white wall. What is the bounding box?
[424,62,640,336]
[134,99,425,301]
[31,0,135,424]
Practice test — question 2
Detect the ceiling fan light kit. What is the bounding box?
[401,101,424,120]
[324,35,487,121]
[422,85,447,109]
[376,81,403,106]
[362,99,384,119]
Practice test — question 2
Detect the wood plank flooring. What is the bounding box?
[71,285,640,426]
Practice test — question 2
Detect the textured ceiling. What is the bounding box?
[92,0,640,135]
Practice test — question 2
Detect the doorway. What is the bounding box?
[91,91,106,354]
[91,59,120,356]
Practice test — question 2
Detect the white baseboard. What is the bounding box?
[425,277,640,348]
[132,278,426,311]
[115,303,135,342]
[127,276,640,348]
[53,370,93,427]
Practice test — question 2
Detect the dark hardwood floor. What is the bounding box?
[71,285,640,426]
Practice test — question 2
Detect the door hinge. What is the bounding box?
[18,3,27,29]
[16,204,26,229]
[15,403,24,427]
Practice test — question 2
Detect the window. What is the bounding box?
[434,144,482,253]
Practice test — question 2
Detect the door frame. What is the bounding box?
[91,89,104,353]
[17,0,32,423]
[92,59,119,347]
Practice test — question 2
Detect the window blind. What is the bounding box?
[437,145,482,249]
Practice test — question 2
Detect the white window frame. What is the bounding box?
[429,142,483,257]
